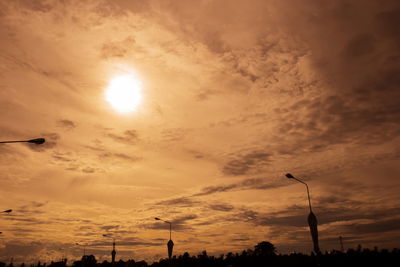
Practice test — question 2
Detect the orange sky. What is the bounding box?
[0,0,399,263]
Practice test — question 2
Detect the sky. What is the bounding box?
[0,0,399,263]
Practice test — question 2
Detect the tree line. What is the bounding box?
[1,241,399,267]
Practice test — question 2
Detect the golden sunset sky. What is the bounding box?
[0,0,399,263]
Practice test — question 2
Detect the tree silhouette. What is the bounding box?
[254,241,277,257]
[2,241,400,267]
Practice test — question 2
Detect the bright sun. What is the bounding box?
[105,75,142,113]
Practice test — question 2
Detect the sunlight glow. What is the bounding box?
[105,75,142,113]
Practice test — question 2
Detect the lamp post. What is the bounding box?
[154,217,174,259]
[339,236,344,252]
[0,138,45,144]
[285,173,320,254]
[102,234,116,265]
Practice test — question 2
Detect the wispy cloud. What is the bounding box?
[209,203,235,212]
[194,177,285,197]
[106,130,139,145]
[56,119,76,130]
[155,197,201,207]
[98,152,141,162]
[223,151,273,176]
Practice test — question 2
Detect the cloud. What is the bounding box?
[194,184,237,196]
[98,152,141,162]
[50,150,110,174]
[255,203,400,229]
[0,241,43,258]
[4,216,48,225]
[227,209,259,222]
[258,214,307,228]
[17,201,48,214]
[230,237,250,242]
[186,149,206,159]
[101,225,120,231]
[273,93,400,154]
[7,0,53,12]
[0,143,16,156]
[57,119,76,130]
[117,0,400,153]
[161,128,188,142]
[171,214,198,229]
[100,36,136,59]
[81,167,99,173]
[223,151,273,176]
[194,177,285,197]
[209,203,234,212]
[146,214,198,231]
[155,197,200,207]
[270,1,400,151]
[52,151,74,162]
[314,195,363,206]
[90,239,161,248]
[343,217,400,235]
[106,130,139,144]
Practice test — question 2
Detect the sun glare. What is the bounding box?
[105,75,142,113]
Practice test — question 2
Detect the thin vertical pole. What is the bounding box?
[292,177,312,212]
[305,183,312,213]
[339,236,344,252]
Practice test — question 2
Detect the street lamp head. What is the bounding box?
[2,209,12,213]
[285,173,295,179]
[28,138,45,144]
[155,217,161,220]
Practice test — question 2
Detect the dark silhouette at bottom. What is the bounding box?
[1,241,399,267]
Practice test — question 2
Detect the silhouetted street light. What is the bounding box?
[155,217,174,259]
[103,234,116,265]
[0,138,45,144]
[286,173,320,254]
[339,236,344,252]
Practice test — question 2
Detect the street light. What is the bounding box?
[0,138,45,144]
[154,217,174,259]
[285,173,320,254]
[339,236,344,252]
[102,234,116,265]
[0,138,46,145]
